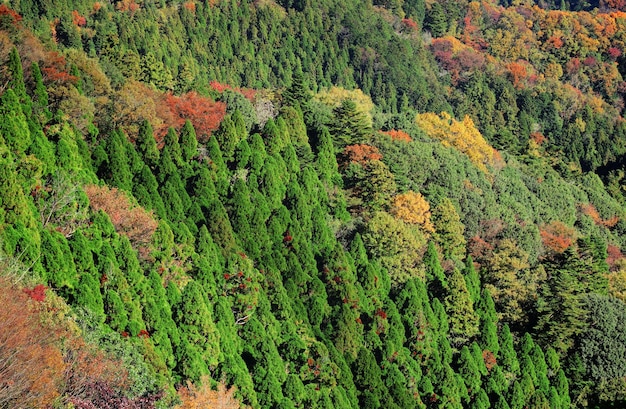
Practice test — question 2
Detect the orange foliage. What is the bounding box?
[116,0,140,13]
[0,278,65,408]
[580,203,619,227]
[401,18,418,32]
[84,185,158,253]
[530,131,546,145]
[183,1,196,12]
[381,129,412,142]
[540,220,576,253]
[162,91,227,142]
[176,378,245,409]
[506,61,528,89]
[482,350,497,372]
[72,10,86,27]
[41,51,78,85]
[391,191,435,232]
[340,144,383,166]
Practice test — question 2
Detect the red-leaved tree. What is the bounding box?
[162,91,226,142]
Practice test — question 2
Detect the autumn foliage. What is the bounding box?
[391,191,435,232]
[176,378,245,409]
[415,112,497,173]
[340,144,383,166]
[380,129,412,142]
[0,278,65,408]
[162,91,226,142]
[540,220,577,254]
[580,203,619,227]
[84,185,158,252]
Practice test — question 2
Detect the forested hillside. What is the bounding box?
[3,0,626,408]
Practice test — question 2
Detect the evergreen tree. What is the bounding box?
[328,99,372,148]
[444,268,479,347]
[174,281,220,380]
[180,120,198,162]
[136,120,160,168]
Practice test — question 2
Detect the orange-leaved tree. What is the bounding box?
[540,220,577,254]
[84,185,158,253]
[0,277,65,408]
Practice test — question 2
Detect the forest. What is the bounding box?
[2,0,626,407]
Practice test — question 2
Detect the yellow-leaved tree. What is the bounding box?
[415,111,497,173]
[391,191,435,234]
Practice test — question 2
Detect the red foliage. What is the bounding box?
[340,144,383,167]
[162,91,226,142]
[70,381,161,409]
[583,56,597,67]
[468,235,494,267]
[566,58,582,75]
[23,284,47,302]
[431,38,485,83]
[401,18,418,31]
[41,52,78,85]
[209,80,257,101]
[72,10,86,27]
[608,47,622,59]
[540,221,576,254]
[137,329,150,339]
[0,4,22,26]
[604,0,626,9]
[381,129,412,142]
[375,309,387,319]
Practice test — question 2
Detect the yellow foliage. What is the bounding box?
[608,263,626,304]
[391,191,435,233]
[415,111,497,173]
[314,86,375,127]
[176,378,247,409]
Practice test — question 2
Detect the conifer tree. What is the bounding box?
[328,99,372,148]
[30,62,51,124]
[174,281,220,379]
[0,89,32,155]
[136,120,160,168]
[7,47,30,113]
[444,268,479,346]
[180,120,198,162]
